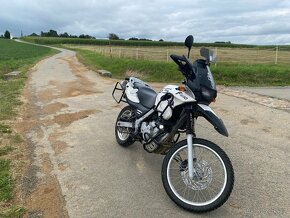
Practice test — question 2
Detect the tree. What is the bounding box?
[59,32,69,38]
[159,39,164,42]
[129,37,138,40]
[108,33,119,40]
[29,33,39,37]
[48,29,58,37]
[139,38,152,41]
[79,34,95,39]
[4,30,10,39]
[41,30,59,37]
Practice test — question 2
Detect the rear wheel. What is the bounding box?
[162,138,234,213]
[115,106,135,147]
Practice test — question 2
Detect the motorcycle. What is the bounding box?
[112,35,234,213]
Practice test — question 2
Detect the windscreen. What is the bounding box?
[204,66,216,90]
[186,59,217,102]
[200,48,217,63]
[194,60,216,91]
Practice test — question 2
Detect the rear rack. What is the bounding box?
[112,82,127,103]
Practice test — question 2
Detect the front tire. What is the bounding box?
[115,106,135,147]
[162,138,234,213]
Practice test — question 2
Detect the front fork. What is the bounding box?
[186,108,196,180]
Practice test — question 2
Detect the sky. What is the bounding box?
[0,0,290,45]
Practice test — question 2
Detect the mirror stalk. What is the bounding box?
[188,48,191,58]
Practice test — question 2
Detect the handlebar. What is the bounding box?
[170,54,186,67]
[170,54,195,78]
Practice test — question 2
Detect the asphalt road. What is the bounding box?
[25,48,290,217]
[232,86,290,101]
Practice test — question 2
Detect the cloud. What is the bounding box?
[0,0,289,44]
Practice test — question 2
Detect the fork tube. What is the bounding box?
[186,109,195,180]
[187,134,194,179]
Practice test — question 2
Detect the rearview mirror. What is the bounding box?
[184,35,194,49]
[184,35,194,58]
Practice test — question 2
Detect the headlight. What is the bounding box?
[201,86,217,103]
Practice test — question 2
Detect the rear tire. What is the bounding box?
[162,138,234,213]
[115,106,135,147]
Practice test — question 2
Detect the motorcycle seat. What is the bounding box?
[134,82,157,109]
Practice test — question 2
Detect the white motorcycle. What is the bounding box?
[112,35,234,213]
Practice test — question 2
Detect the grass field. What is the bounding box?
[23,36,290,49]
[22,36,290,64]
[67,44,290,65]
[74,48,290,86]
[0,39,57,76]
[76,49,182,82]
[0,39,57,217]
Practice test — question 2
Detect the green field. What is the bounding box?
[0,39,57,77]
[0,39,57,217]
[76,49,183,82]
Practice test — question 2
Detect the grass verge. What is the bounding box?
[211,63,290,86]
[76,48,183,82]
[0,39,58,217]
[73,48,290,86]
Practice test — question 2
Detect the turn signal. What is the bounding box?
[178,86,186,92]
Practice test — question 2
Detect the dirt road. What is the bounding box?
[19,48,290,217]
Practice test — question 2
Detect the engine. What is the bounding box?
[140,121,168,152]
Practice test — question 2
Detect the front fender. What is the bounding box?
[197,104,229,137]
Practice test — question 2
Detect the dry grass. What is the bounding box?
[67,45,290,65]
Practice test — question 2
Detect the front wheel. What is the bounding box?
[162,138,234,213]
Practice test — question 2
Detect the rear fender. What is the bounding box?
[197,104,229,137]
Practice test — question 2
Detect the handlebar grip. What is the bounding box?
[170,54,195,79]
[170,54,187,70]
[170,54,186,62]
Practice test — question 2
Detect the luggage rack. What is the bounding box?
[112,82,127,103]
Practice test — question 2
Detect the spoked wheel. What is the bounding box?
[115,106,135,147]
[162,138,234,213]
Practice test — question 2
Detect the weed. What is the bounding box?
[0,159,13,201]
[0,206,25,218]
[0,146,14,157]
[0,124,11,134]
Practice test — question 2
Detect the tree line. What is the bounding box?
[30,30,96,39]
[1,29,164,42]
[35,31,164,41]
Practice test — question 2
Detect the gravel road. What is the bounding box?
[21,48,290,217]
